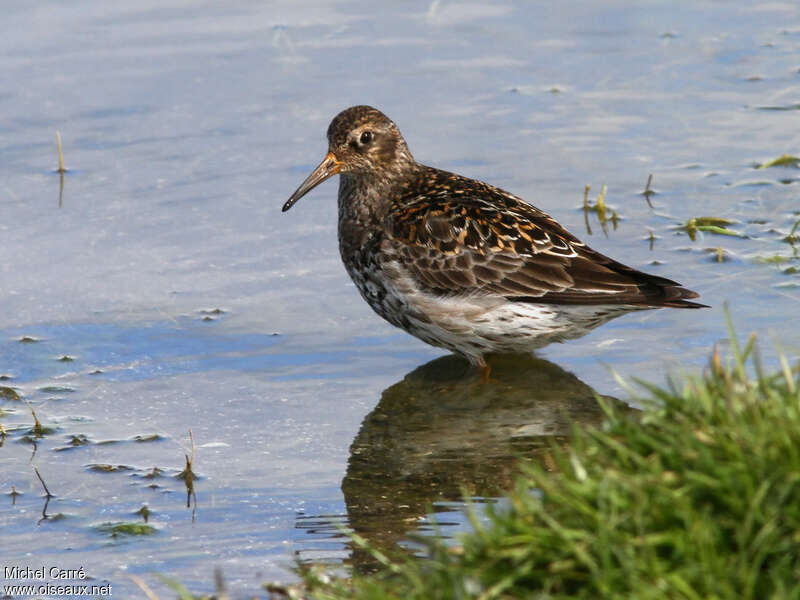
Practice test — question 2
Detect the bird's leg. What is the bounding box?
[474,356,491,383]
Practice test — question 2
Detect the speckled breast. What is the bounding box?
[339,233,414,333]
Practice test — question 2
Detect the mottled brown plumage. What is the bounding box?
[283,105,706,367]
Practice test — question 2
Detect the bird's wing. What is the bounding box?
[382,169,702,307]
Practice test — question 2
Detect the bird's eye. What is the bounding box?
[359,131,373,145]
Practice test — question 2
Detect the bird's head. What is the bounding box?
[282,105,414,212]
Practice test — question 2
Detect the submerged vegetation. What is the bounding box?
[756,153,800,169]
[95,521,157,537]
[582,183,619,236]
[678,216,743,241]
[293,327,800,600]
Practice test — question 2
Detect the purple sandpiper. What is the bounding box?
[283,106,705,375]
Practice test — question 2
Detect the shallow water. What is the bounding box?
[1,1,799,597]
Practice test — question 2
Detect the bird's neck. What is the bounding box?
[337,163,418,256]
[337,173,387,257]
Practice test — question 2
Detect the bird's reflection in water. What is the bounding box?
[295,353,631,573]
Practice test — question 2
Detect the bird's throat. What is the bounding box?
[337,172,397,260]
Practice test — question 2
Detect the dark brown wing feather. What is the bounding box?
[383,167,706,308]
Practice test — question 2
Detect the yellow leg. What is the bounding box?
[480,362,491,383]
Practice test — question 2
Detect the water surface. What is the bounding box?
[1,1,799,597]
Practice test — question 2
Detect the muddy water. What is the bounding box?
[1,1,799,597]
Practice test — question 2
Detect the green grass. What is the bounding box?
[300,329,800,600]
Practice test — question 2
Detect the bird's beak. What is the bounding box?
[282,151,342,212]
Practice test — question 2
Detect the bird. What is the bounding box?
[282,105,705,377]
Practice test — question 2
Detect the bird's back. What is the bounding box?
[382,165,705,309]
